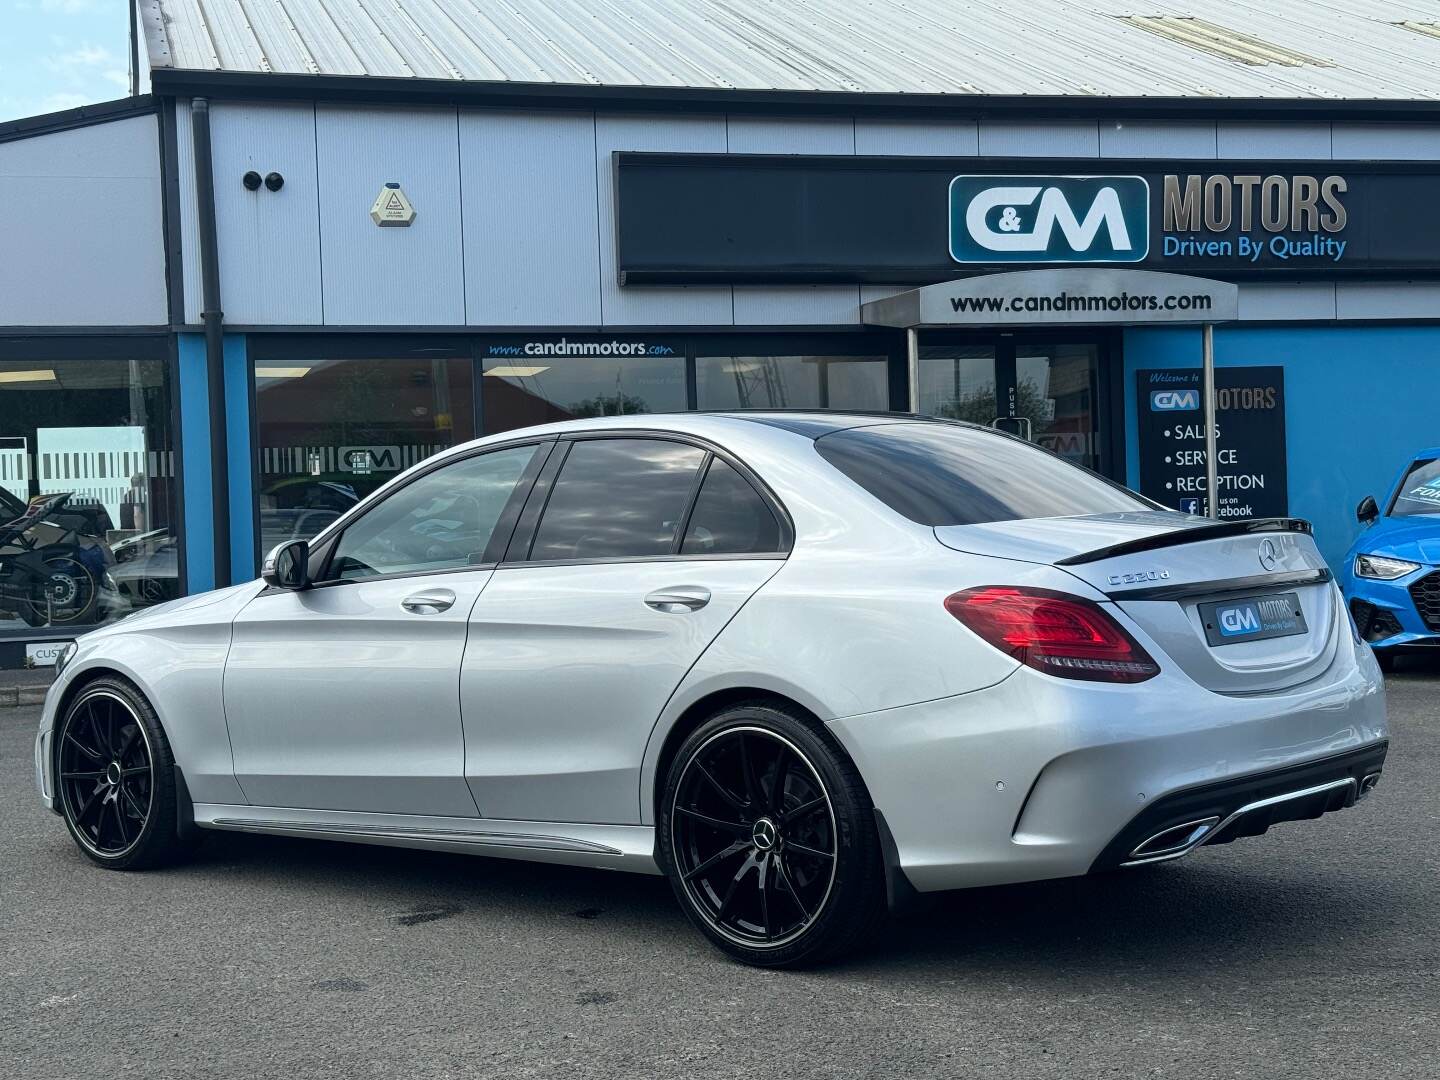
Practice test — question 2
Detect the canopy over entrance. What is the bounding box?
[861,269,1238,329]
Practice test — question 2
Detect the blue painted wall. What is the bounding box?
[176,332,253,592]
[1124,325,1440,569]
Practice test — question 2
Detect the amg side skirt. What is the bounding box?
[191,803,663,875]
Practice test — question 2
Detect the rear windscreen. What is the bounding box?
[814,423,1151,527]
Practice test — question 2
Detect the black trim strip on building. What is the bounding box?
[148,68,1440,123]
[0,94,157,145]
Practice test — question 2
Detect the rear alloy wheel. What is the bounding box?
[660,703,887,967]
[56,677,195,870]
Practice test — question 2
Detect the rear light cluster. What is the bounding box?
[945,586,1160,684]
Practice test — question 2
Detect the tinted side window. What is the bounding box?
[681,460,782,555]
[529,439,707,562]
[327,444,539,580]
[815,423,1149,527]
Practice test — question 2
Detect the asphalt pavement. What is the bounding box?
[4,660,1439,1079]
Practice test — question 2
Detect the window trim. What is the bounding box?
[293,436,556,589]
[501,428,793,569]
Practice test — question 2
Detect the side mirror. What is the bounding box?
[262,539,310,590]
[1356,495,1379,526]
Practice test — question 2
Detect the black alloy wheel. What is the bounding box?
[55,677,196,870]
[661,703,887,967]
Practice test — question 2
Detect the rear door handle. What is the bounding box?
[645,586,711,614]
[402,588,456,614]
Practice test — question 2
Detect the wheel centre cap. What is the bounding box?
[105,761,122,785]
[751,817,778,851]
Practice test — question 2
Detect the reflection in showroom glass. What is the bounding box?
[252,357,476,568]
[0,357,177,633]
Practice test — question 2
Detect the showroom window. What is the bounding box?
[481,348,687,435]
[695,353,889,411]
[0,347,177,636]
[251,355,475,558]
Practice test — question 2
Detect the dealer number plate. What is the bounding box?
[1199,592,1308,647]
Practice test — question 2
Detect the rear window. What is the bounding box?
[814,423,1150,527]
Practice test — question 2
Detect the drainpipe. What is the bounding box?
[191,98,231,588]
[128,2,140,96]
[1202,322,1219,520]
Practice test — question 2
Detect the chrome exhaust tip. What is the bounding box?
[1358,772,1382,799]
[1125,816,1222,864]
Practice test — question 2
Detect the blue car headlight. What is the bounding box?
[1355,554,1422,580]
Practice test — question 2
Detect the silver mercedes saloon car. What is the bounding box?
[36,413,1388,966]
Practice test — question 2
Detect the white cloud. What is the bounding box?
[47,43,117,72]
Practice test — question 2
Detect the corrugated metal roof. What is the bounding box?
[140,0,1440,99]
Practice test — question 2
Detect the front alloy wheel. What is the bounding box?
[661,703,887,967]
[56,677,195,870]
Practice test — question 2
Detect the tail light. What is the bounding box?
[944,586,1160,684]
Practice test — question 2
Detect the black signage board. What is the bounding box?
[1136,367,1288,520]
[615,153,1440,284]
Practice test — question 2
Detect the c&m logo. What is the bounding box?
[1218,602,1263,638]
[949,176,1150,264]
[1150,389,1199,411]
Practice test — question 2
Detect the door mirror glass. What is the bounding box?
[1356,494,1379,526]
[263,539,310,590]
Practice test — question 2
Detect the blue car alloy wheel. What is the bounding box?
[1341,451,1440,670]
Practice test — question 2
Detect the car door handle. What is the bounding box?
[645,586,711,614]
[401,588,456,614]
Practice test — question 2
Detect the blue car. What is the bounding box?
[1340,449,1440,671]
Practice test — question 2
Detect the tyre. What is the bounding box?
[54,676,197,870]
[658,701,887,967]
[20,552,98,627]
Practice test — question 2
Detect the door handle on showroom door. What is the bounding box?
[644,586,711,614]
[401,588,456,614]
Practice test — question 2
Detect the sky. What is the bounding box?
[0,0,134,123]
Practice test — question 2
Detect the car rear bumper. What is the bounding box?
[1089,740,1387,871]
[827,637,1388,893]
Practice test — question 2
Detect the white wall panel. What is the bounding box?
[461,110,601,326]
[316,105,465,326]
[1236,282,1337,321]
[1332,124,1440,160]
[0,115,166,326]
[1216,124,1332,159]
[727,115,859,326]
[1099,121,1216,158]
[726,116,854,154]
[977,121,1099,157]
[853,119,978,156]
[596,113,733,326]
[208,102,322,325]
[1336,282,1440,319]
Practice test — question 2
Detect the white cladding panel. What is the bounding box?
[210,102,322,325]
[0,115,166,326]
[460,110,601,326]
[315,105,465,326]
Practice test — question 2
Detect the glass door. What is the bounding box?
[914,334,1106,475]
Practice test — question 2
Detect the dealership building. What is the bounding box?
[3,0,1440,662]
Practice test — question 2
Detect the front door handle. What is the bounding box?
[645,586,711,614]
[401,588,456,614]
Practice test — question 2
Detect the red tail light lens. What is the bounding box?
[944,586,1160,684]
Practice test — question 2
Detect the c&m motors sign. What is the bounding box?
[949,176,1150,264]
